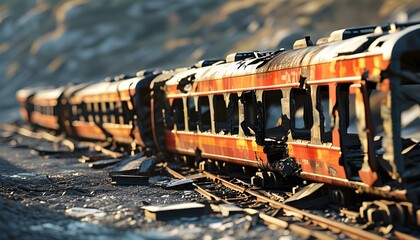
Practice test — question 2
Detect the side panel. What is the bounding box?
[165,130,267,168]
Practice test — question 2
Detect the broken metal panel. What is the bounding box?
[142,202,206,221]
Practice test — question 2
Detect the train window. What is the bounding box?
[214,95,228,134]
[52,105,57,116]
[173,98,185,130]
[242,91,258,136]
[82,105,87,121]
[263,90,283,139]
[93,102,98,123]
[317,86,332,143]
[229,93,239,135]
[121,101,131,125]
[198,96,211,132]
[114,102,121,124]
[77,104,83,121]
[163,99,174,130]
[291,88,312,140]
[72,105,78,118]
[187,98,198,131]
[109,102,116,123]
[347,94,357,134]
[101,102,106,123]
[87,103,94,122]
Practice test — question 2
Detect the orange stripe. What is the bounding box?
[165,55,388,96]
[165,131,267,168]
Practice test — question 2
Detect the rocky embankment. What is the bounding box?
[0,0,419,121]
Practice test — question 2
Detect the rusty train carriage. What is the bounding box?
[16,23,420,203]
[16,87,42,122]
[28,87,66,130]
[68,80,137,143]
[159,25,420,202]
[66,72,161,148]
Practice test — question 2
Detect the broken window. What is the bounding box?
[94,102,101,123]
[80,102,88,122]
[337,84,362,152]
[108,102,116,123]
[72,105,78,120]
[291,88,312,140]
[317,86,332,143]
[347,93,357,134]
[173,98,185,130]
[229,94,239,135]
[121,101,131,125]
[87,103,94,122]
[198,96,211,132]
[263,90,283,139]
[242,91,258,136]
[163,98,174,130]
[101,102,109,123]
[187,97,197,131]
[214,95,228,134]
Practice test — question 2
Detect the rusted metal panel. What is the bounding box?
[165,130,267,168]
[30,112,60,130]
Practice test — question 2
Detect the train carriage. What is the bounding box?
[66,72,161,149]
[157,24,420,202]
[16,87,42,123]
[29,87,66,131]
[14,22,420,203]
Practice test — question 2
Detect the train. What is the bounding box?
[16,22,420,204]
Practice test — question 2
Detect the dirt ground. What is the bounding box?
[0,138,295,240]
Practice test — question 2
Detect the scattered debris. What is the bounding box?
[87,159,121,169]
[138,156,159,175]
[65,207,106,218]
[32,145,72,156]
[284,183,329,209]
[9,137,36,149]
[110,153,146,176]
[78,153,111,163]
[211,204,243,216]
[0,131,15,140]
[110,174,149,185]
[165,178,194,189]
[185,173,207,181]
[142,202,206,221]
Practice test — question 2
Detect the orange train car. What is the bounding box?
[152,23,420,202]
[16,87,41,123]
[16,22,420,203]
[64,72,161,150]
[27,87,66,131]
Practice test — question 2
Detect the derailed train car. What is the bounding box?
[16,22,420,203]
[151,23,420,202]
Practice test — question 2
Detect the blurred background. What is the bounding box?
[0,0,419,122]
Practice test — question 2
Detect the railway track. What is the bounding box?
[165,166,387,240]
[1,124,419,239]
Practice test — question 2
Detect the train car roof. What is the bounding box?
[32,86,66,101]
[16,87,44,100]
[193,24,420,83]
[150,67,190,89]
